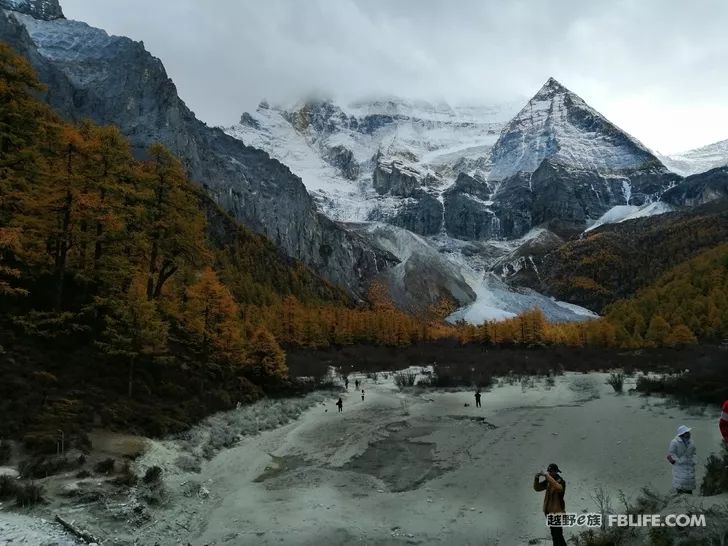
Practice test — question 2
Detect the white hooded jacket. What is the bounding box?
[668,435,696,491]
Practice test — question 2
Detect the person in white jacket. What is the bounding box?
[666,425,696,494]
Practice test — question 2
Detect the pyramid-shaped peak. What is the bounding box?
[487,78,662,181]
[533,77,574,99]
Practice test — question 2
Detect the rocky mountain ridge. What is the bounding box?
[0,3,398,299]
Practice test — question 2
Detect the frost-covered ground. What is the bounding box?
[0,512,80,545]
[11,370,722,545]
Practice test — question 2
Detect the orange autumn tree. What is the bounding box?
[140,144,207,301]
[245,327,287,382]
[0,42,49,297]
[182,267,246,373]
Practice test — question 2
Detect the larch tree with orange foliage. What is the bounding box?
[182,267,246,387]
[245,327,287,382]
[141,144,207,301]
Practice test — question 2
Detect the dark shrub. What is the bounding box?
[700,443,728,496]
[94,457,115,474]
[22,431,59,454]
[0,439,11,464]
[143,465,162,484]
[15,482,44,507]
[19,456,69,479]
[0,475,19,499]
[394,372,416,388]
[607,373,624,393]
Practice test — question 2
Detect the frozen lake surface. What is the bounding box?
[3,371,725,545]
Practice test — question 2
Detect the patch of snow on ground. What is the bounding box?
[447,273,596,324]
[586,201,673,232]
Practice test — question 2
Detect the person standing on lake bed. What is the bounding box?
[533,463,567,546]
[667,425,696,494]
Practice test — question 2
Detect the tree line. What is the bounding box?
[2,39,726,385]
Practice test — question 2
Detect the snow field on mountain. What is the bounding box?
[586,201,674,232]
[661,139,728,176]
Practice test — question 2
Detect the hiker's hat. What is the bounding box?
[547,463,561,473]
[676,425,692,436]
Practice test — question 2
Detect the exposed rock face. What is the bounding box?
[322,144,359,180]
[350,223,476,313]
[491,229,564,287]
[444,191,499,240]
[373,161,424,197]
[0,6,397,296]
[443,172,532,240]
[283,99,351,135]
[0,0,62,20]
[662,167,728,207]
[443,78,679,239]
[381,192,443,236]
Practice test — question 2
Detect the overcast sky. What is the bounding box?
[62,0,728,154]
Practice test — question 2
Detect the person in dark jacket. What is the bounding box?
[474,390,482,408]
[534,463,567,546]
[336,397,343,412]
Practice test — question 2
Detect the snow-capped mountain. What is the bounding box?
[444,78,679,242]
[0,0,63,20]
[488,78,661,181]
[225,79,687,321]
[227,96,521,229]
[660,139,728,177]
[229,78,679,246]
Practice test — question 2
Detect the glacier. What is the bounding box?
[585,201,674,232]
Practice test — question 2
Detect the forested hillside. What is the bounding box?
[606,243,728,345]
[532,201,728,311]
[2,41,727,454]
[0,42,463,446]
